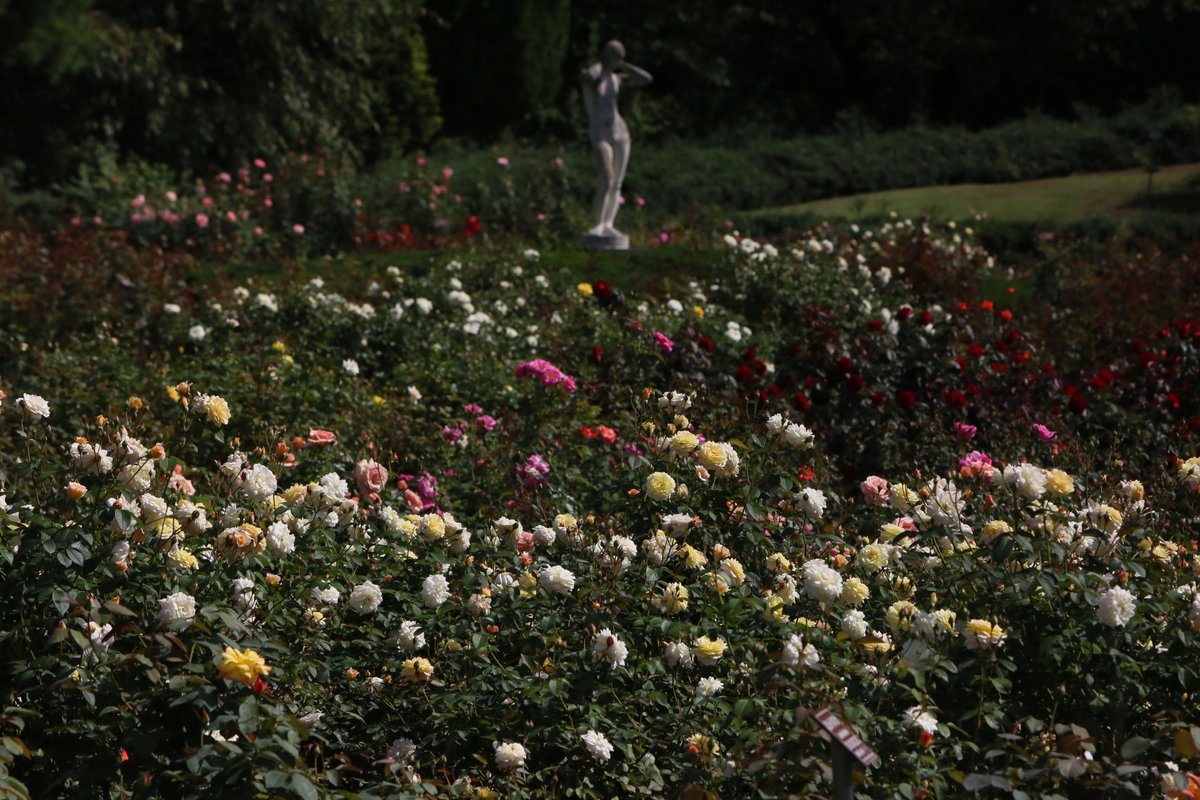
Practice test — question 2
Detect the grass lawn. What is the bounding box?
[743,162,1200,228]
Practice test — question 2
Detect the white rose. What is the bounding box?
[1097,585,1136,627]
[157,591,196,627]
[397,620,425,652]
[348,580,384,613]
[802,559,842,603]
[241,464,278,503]
[265,522,296,556]
[538,565,575,595]
[421,574,451,608]
[581,730,613,762]
[493,741,526,772]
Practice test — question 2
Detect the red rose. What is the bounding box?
[896,390,916,408]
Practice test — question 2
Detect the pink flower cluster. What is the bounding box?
[515,359,577,393]
[517,453,551,490]
[959,450,996,480]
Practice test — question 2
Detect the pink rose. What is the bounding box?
[860,475,889,505]
[403,489,423,511]
[1031,423,1056,441]
[306,429,337,447]
[168,464,196,496]
[354,459,388,497]
[514,530,535,552]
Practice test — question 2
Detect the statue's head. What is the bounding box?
[600,40,625,69]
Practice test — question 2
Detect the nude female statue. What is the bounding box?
[580,41,651,245]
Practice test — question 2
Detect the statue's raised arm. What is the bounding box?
[580,40,651,251]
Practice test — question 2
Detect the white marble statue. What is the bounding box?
[580,40,651,249]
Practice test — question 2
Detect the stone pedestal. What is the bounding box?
[581,231,630,251]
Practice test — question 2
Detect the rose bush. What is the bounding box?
[1,221,1199,798]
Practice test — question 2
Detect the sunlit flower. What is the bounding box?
[963,619,1006,650]
[692,635,727,666]
[1097,585,1136,627]
[401,656,434,682]
[581,730,613,762]
[493,741,526,772]
[592,628,629,669]
[217,647,270,687]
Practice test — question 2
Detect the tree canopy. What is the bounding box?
[2,0,1199,183]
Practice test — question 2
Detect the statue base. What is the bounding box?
[581,231,630,251]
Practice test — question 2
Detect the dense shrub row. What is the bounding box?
[4,102,1198,259]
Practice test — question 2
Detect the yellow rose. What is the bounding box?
[153,517,183,540]
[840,576,870,605]
[65,482,88,500]
[420,513,446,541]
[762,593,788,622]
[930,609,956,633]
[217,647,270,686]
[706,573,730,595]
[167,548,199,571]
[859,634,893,654]
[892,575,915,600]
[667,431,699,455]
[696,442,728,472]
[685,733,720,762]
[720,557,746,586]
[857,543,890,572]
[886,600,917,633]
[645,472,677,502]
[282,483,307,503]
[979,520,1011,545]
[401,656,434,682]
[196,394,231,426]
[890,483,919,512]
[965,619,1006,650]
[765,552,791,574]
[678,543,708,569]
[659,582,689,613]
[577,282,594,297]
[693,635,727,665]
[1045,469,1074,497]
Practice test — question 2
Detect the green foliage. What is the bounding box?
[0,0,442,185]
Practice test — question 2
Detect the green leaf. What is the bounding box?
[264,770,289,789]
[1120,736,1151,759]
[103,599,137,617]
[290,773,319,800]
